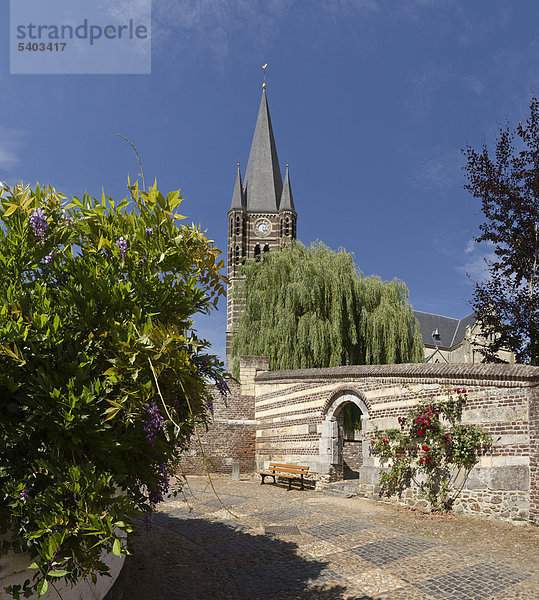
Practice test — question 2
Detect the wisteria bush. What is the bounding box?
[371,388,492,512]
[0,180,228,598]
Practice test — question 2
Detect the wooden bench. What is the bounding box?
[256,462,310,491]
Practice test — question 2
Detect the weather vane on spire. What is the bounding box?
[262,63,268,88]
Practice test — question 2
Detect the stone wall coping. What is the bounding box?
[254,362,539,386]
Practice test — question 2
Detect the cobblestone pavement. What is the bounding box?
[123,476,539,600]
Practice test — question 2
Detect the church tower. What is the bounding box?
[226,84,297,365]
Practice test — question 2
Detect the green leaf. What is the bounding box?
[48,570,69,577]
[37,579,48,596]
[112,538,121,557]
[3,203,18,217]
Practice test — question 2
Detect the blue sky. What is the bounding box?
[2,1,539,362]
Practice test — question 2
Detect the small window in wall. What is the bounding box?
[235,216,240,236]
[285,217,290,236]
[230,218,233,236]
[235,245,240,265]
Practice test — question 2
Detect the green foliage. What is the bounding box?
[342,403,362,433]
[0,180,228,597]
[231,241,424,373]
[371,388,492,511]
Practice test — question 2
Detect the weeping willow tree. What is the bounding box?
[231,241,424,374]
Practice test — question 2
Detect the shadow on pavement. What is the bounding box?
[124,510,375,600]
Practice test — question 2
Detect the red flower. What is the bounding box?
[417,429,425,436]
[422,445,429,452]
[383,438,389,444]
[419,457,424,465]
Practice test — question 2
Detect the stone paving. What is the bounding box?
[123,476,539,600]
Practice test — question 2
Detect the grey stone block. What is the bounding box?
[489,466,529,491]
[464,468,488,490]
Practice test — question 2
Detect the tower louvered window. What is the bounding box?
[235,245,240,265]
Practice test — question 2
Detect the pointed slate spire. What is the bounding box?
[230,162,245,210]
[244,88,283,212]
[279,163,295,213]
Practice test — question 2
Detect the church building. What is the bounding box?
[226,83,297,364]
[225,83,510,366]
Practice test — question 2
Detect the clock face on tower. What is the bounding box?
[254,218,271,237]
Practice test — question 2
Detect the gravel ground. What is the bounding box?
[123,476,539,600]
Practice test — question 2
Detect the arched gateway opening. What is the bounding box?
[319,391,369,481]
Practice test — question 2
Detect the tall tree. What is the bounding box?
[230,241,424,372]
[463,98,539,365]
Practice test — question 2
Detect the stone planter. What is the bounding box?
[0,534,125,600]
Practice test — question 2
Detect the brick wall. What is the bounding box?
[530,387,539,523]
[179,357,268,476]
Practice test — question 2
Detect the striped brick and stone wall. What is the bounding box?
[181,359,539,524]
[253,363,539,524]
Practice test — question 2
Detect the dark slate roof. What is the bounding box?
[413,310,476,350]
[279,164,295,213]
[230,162,245,210]
[244,88,283,212]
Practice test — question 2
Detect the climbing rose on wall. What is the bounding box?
[371,387,492,511]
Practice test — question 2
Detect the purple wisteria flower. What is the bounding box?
[20,488,30,501]
[145,227,153,236]
[116,237,128,258]
[144,511,154,533]
[205,397,214,413]
[43,252,56,265]
[215,377,229,398]
[148,464,170,505]
[29,208,48,240]
[143,400,164,446]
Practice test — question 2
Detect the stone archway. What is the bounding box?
[319,391,370,481]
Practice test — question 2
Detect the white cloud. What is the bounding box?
[406,64,452,119]
[405,144,463,191]
[464,75,485,97]
[151,0,292,67]
[464,239,476,254]
[0,128,24,173]
[457,241,495,283]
